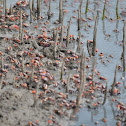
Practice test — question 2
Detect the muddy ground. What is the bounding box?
[0,0,126,126]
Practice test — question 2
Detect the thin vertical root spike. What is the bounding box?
[111,64,118,95]
[102,82,108,105]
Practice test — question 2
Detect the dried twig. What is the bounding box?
[59,0,63,23]
[22,54,24,73]
[92,57,96,87]
[9,4,13,15]
[5,0,7,18]
[77,52,86,106]
[85,0,89,14]
[0,55,4,89]
[116,0,119,19]
[102,0,106,20]
[54,28,58,59]
[37,0,41,20]
[19,9,23,42]
[78,6,81,31]
[60,59,64,80]
[30,0,33,23]
[66,17,71,47]
[122,22,126,72]
[111,64,118,95]
[92,16,98,56]
[66,72,70,93]
[77,31,81,52]
[87,40,92,57]
[102,82,108,105]
[48,0,51,20]
[32,0,35,15]
[77,52,83,106]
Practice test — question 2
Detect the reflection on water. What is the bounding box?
[122,72,125,87]
[109,98,115,117]
[103,107,107,126]
[115,20,119,43]
[75,0,126,125]
[91,111,94,122]
[102,20,106,35]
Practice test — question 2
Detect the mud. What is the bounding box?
[0,0,126,126]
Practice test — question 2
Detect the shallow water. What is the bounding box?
[2,0,126,125]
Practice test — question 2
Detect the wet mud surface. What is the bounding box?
[0,0,126,126]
